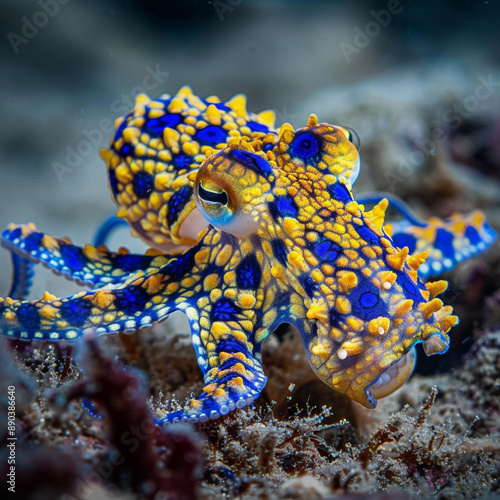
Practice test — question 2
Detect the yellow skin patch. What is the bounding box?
[1,87,496,424]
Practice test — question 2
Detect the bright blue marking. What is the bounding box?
[166,186,192,227]
[290,132,319,159]
[277,197,298,217]
[203,100,230,112]
[113,254,154,273]
[93,215,128,247]
[230,150,273,178]
[356,224,380,245]
[216,366,254,386]
[434,228,455,260]
[217,338,248,354]
[164,246,197,282]
[113,285,151,316]
[82,399,104,420]
[247,121,269,133]
[218,357,252,371]
[15,303,41,331]
[392,233,417,254]
[349,280,388,321]
[314,240,341,262]
[143,112,182,137]
[196,125,227,146]
[119,144,133,157]
[465,225,481,246]
[236,254,261,290]
[6,227,23,241]
[268,196,298,222]
[299,274,317,297]
[172,153,193,170]
[401,276,418,298]
[8,254,35,300]
[271,239,288,266]
[211,298,242,322]
[23,231,44,252]
[132,171,154,199]
[60,245,85,272]
[327,182,352,203]
[59,299,93,327]
[360,292,378,308]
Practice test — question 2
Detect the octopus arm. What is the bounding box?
[2,223,172,289]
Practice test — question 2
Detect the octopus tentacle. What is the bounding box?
[92,214,129,247]
[157,321,267,424]
[7,253,35,300]
[2,223,172,288]
[356,193,497,278]
[389,210,497,277]
[0,242,205,341]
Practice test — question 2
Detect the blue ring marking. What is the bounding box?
[118,143,133,158]
[132,171,155,199]
[359,292,379,309]
[196,125,227,146]
[290,132,320,160]
[349,278,389,321]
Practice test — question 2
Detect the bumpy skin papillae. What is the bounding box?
[101,86,277,251]
[0,87,496,424]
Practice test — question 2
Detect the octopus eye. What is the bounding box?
[198,182,228,205]
[336,125,361,151]
[291,132,319,159]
